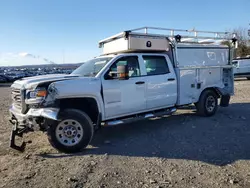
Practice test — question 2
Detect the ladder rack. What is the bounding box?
[99,26,237,46]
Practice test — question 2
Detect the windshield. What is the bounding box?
[71,57,113,77]
[232,61,238,67]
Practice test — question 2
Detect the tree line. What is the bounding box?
[222,27,250,58]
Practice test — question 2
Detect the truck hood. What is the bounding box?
[11,74,80,89]
[48,77,102,100]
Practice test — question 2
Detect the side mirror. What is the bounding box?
[104,71,116,80]
[117,65,129,80]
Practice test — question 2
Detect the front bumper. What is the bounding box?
[9,105,60,151]
[9,105,60,123]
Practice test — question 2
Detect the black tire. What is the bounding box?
[195,90,218,117]
[246,77,250,80]
[47,109,94,153]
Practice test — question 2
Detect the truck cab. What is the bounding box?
[8,27,237,153]
[98,53,177,119]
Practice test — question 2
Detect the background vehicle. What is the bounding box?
[233,57,250,79]
[0,75,7,83]
[8,27,237,153]
[0,75,13,83]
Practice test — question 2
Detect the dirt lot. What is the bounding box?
[1,79,250,188]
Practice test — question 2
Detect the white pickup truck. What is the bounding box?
[9,27,237,153]
[233,57,250,79]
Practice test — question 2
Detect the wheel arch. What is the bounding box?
[198,87,221,102]
[195,87,219,117]
[56,97,103,124]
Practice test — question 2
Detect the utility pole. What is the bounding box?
[248,23,250,37]
[62,50,65,64]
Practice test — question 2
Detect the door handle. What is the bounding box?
[135,81,145,85]
[168,78,175,81]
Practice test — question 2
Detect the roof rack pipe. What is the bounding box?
[198,39,214,43]
[98,32,124,45]
[98,27,237,48]
[130,26,188,33]
[178,38,193,41]
[130,26,231,35]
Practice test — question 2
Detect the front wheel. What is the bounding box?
[47,109,94,153]
[246,77,250,80]
[195,90,218,117]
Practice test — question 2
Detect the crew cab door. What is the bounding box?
[101,55,146,119]
[142,55,177,110]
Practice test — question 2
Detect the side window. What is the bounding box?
[232,61,238,67]
[109,56,141,78]
[142,56,170,76]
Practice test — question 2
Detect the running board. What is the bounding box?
[104,107,177,126]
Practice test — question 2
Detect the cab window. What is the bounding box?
[108,56,141,78]
[143,56,170,76]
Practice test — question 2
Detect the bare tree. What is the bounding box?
[221,27,250,58]
[232,27,249,43]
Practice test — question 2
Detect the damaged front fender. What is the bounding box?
[27,108,60,121]
[9,105,60,122]
[42,82,59,107]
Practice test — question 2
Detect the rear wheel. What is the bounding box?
[47,109,94,153]
[195,90,218,117]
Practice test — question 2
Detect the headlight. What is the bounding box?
[27,88,47,99]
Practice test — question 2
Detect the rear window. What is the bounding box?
[142,56,170,76]
[232,61,238,66]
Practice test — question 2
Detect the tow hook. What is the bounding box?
[9,119,33,152]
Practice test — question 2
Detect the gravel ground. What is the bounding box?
[1,79,250,188]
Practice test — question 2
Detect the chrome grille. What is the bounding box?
[11,88,22,110]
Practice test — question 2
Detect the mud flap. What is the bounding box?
[94,113,102,131]
[220,94,230,107]
[9,119,33,152]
